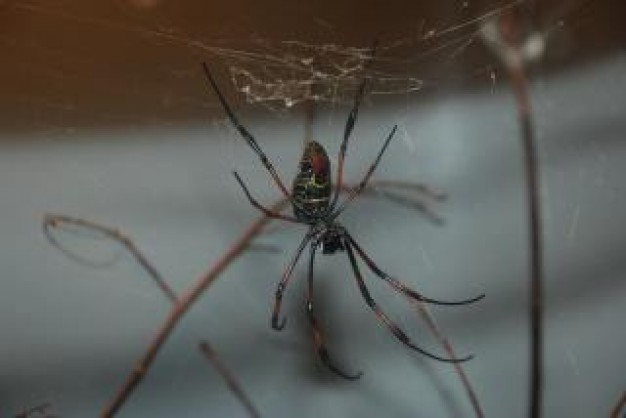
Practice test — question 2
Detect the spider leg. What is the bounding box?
[346,233,485,306]
[331,125,398,221]
[306,242,363,380]
[329,41,379,213]
[202,63,292,200]
[233,171,303,225]
[271,232,314,330]
[343,238,473,363]
[328,77,368,212]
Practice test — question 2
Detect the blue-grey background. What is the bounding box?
[1,1,625,417]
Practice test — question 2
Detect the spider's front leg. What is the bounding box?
[203,63,311,218]
[202,63,292,199]
[329,77,368,211]
[330,125,397,219]
[330,40,379,210]
[233,171,302,224]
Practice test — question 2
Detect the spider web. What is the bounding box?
[4,0,535,117]
[3,0,593,142]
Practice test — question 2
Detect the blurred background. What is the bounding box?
[1,0,625,417]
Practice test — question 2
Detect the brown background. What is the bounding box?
[1,0,623,135]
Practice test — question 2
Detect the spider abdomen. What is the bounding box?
[292,141,332,221]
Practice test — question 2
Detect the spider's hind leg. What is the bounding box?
[343,237,473,363]
[271,232,314,331]
[307,243,362,380]
[347,234,485,306]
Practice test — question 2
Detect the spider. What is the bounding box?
[202,63,485,379]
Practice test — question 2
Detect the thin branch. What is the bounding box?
[512,62,544,418]
[502,31,544,418]
[99,198,289,417]
[43,214,177,303]
[199,341,261,418]
[481,10,545,418]
[409,300,485,418]
[43,213,263,418]
[610,391,626,418]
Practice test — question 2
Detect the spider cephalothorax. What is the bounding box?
[202,62,484,379]
[305,221,345,255]
[318,224,346,255]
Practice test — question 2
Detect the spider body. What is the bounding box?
[202,62,484,380]
[292,140,332,222]
[292,142,347,255]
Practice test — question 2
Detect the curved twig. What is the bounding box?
[44,214,177,303]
